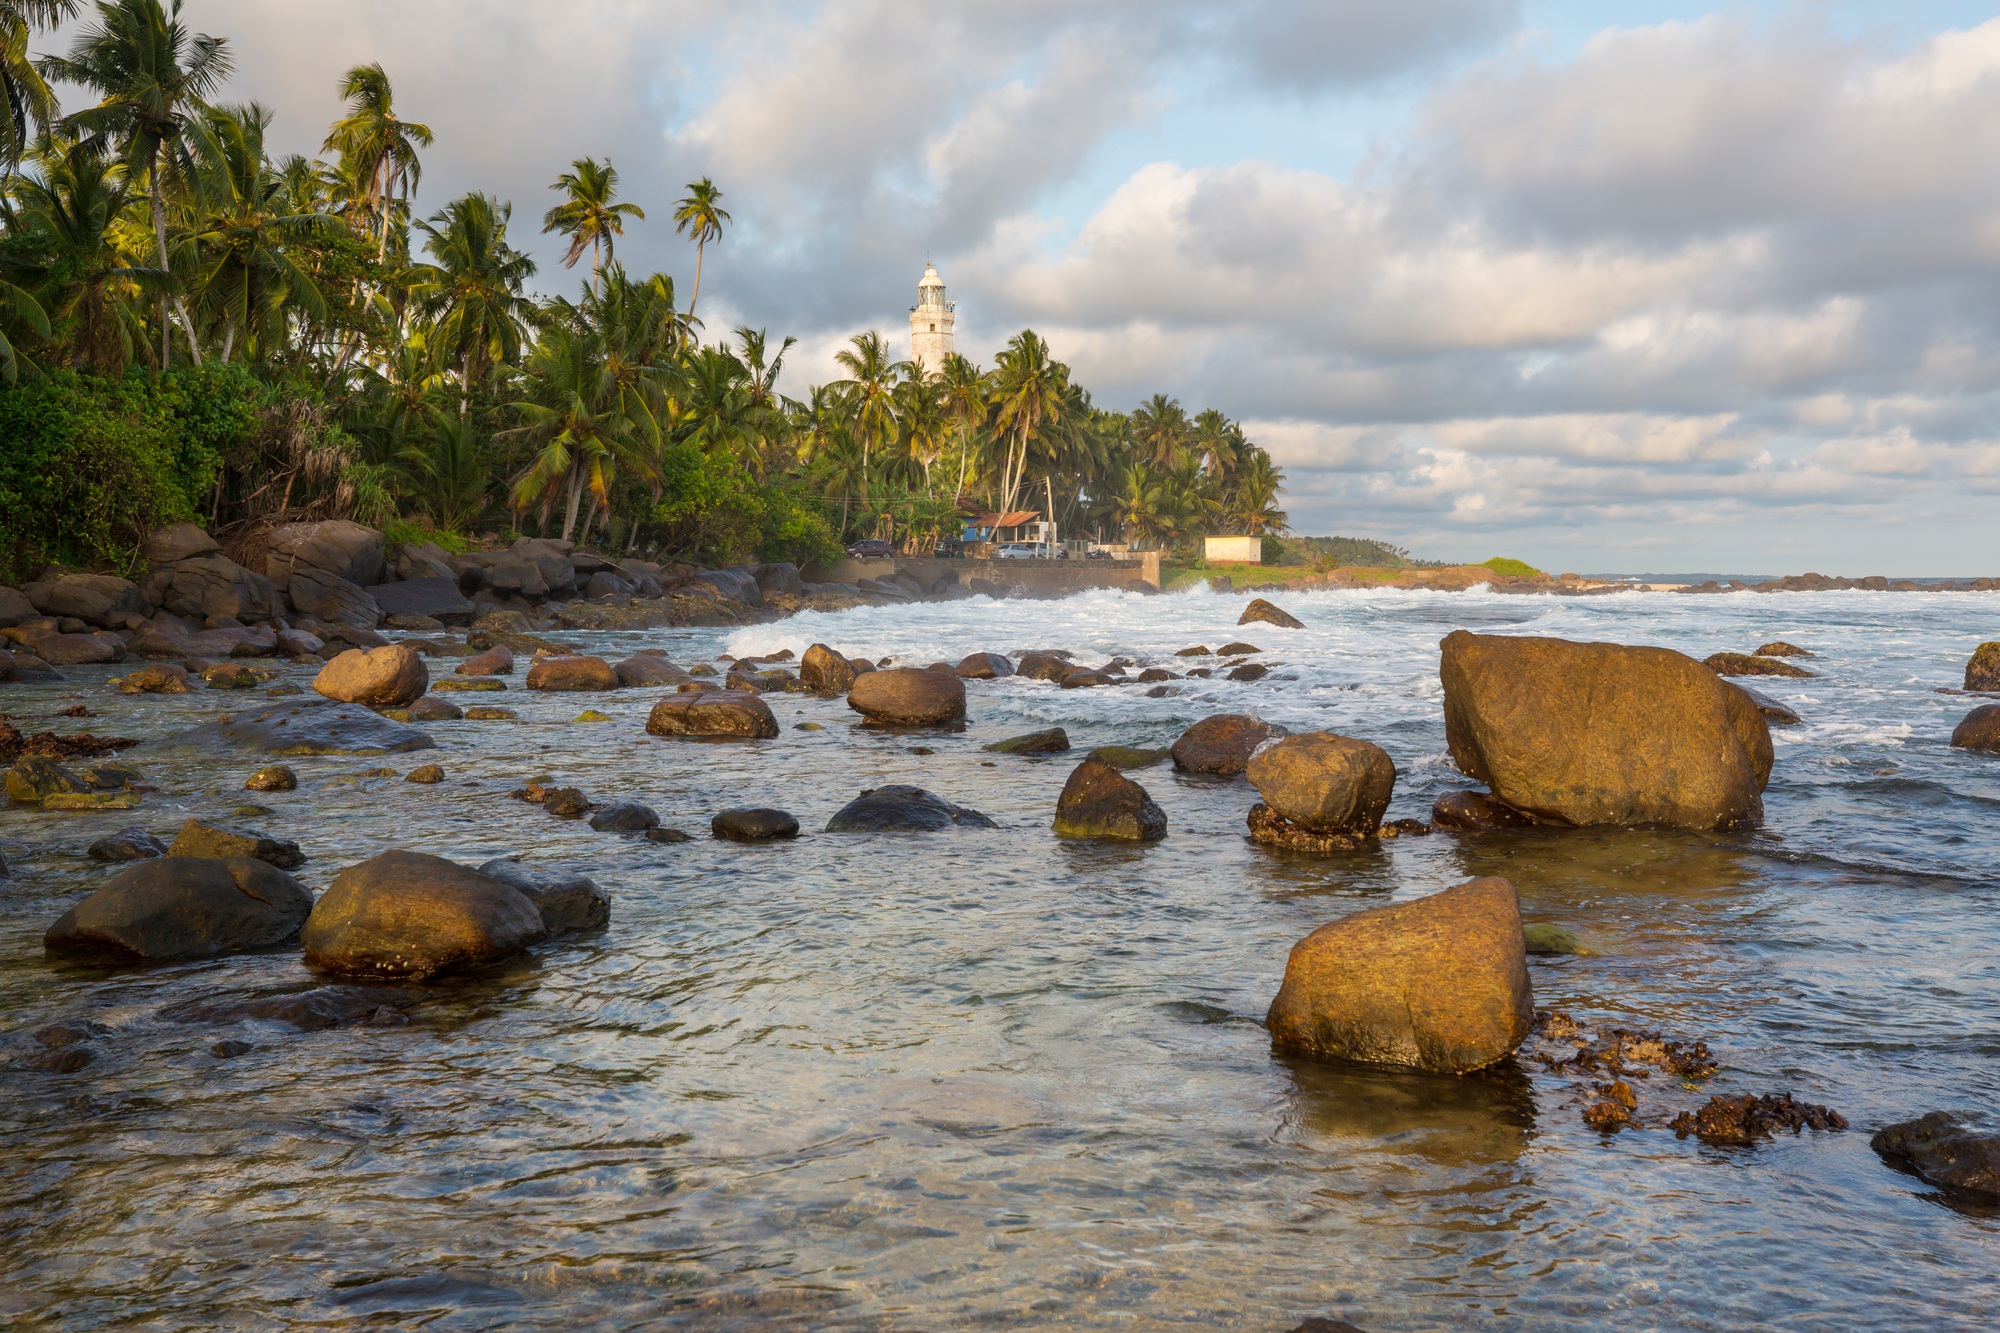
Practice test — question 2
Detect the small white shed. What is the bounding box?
[1203,536,1263,565]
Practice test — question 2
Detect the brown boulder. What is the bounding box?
[799,642,858,695]
[1247,732,1395,834]
[525,655,618,691]
[456,644,515,676]
[1052,760,1167,842]
[163,555,280,622]
[1755,641,1813,657]
[1441,631,1772,830]
[1967,642,2000,692]
[645,689,779,739]
[848,667,967,726]
[1705,652,1814,679]
[1265,876,1533,1074]
[118,663,199,694]
[39,573,146,627]
[301,850,548,979]
[955,652,1015,679]
[313,644,428,707]
[613,652,687,687]
[45,856,313,962]
[1016,651,1072,682]
[1239,597,1304,629]
[1170,713,1287,776]
[1951,704,2000,753]
[1431,790,1550,831]
[264,519,386,588]
[168,817,305,870]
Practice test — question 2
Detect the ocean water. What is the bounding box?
[1,584,1997,1330]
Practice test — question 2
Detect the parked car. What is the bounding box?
[995,543,1066,560]
[846,539,894,559]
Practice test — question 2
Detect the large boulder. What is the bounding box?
[613,652,687,687]
[7,755,90,803]
[1052,760,1167,842]
[645,690,779,739]
[847,667,966,726]
[457,644,515,676]
[0,586,36,626]
[1015,651,1072,682]
[1872,1113,2000,1200]
[955,652,1015,679]
[158,699,435,756]
[800,643,857,695]
[264,520,386,588]
[1247,733,1395,835]
[1440,631,1772,830]
[36,573,147,627]
[45,857,313,962]
[287,567,382,628]
[825,785,998,832]
[485,558,549,598]
[145,522,221,566]
[1239,597,1304,629]
[163,555,280,622]
[314,644,428,707]
[509,537,577,594]
[11,626,125,665]
[696,566,762,606]
[525,655,617,691]
[1171,713,1287,776]
[1951,704,2000,753]
[1967,643,2000,693]
[302,850,548,980]
[1265,876,1533,1074]
[372,576,475,624]
[476,855,610,935]
[754,562,803,596]
[167,817,305,870]
[712,807,798,841]
[395,540,459,583]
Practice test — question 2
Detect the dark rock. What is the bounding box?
[955,652,1015,679]
[168,817,305,870]
[1085,744,1170,769]
[1872,1112,2000,1199]
[202,661,276,690]
[163,985,423,1032]
[589,802,660,832]
[405,764,445,784]
[244,764,298,792]
[264,520,386,588]
[457,645,515,676]
[1052,760,1167,842]
[1729,682,1801,726]
[88,828,168,862]
[712,807,799,841]
[542,787,593,819]
[848,667,966,726]
[1755,641,1813,657]
[275,628,324,657]
[1966,642,2000,692]
[1247,732,1395,835]
[1239,597,1304,629]
[826,785,997,832]
[584,570,636,599]
[13,628,125,664]
[1060,668,1119,689]
[163,555,281,622]
[1216,641,1261,656]
[1174,645,1210,657]
[695,567,763,606]
[1266,877,1533,1074]
[1247,804,1370,852]
[1170,713,1287,776]
[1015,651,1072,682]
[1430,789,1550,830]
[302,850,548,979]
[1670,1093,1847,1144]
[0,586,36,627]
[526,654,618,691]
[286,568,382,628]
[145,522,221,565]
[406,696,462,723]
[1136,668,1176,682]
[7,755,89,803]
[1287,1320,1370,1333]
[1227,663,1269,682]
[476,855,610,934]
[1705,652,1815,679]
[1951,704,2000,753]
[46,857,313,961]
[159,699,435,756]
[38,573,147,627]
[645,690,779,739]
[984,727,1071,754]
[372,576,475,624]
[799,644,858,695]
[643,827,693,844]
[314,644,428,706]
[612,652,686,687]
[34,1021,109,1047]
[754,562,803,596]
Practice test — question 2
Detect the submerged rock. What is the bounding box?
[1430,789,1551,831]
[983,727,1070,754]
[7,755,89,804]
[87,827,168,862]
[1266,877,1533,1075]
[826,785,997,832]
[167,817,305,870]
[476,855,610,934]
[1730,682,1801,726]
[712,807,800,841]
[1441,631,1772,830]
[1170,713,1286,776]
[1247,733,1395,835]
[1052,760,1166,842]
[244,764,298,792]
[46,857,313,962]
[588,802,659,832]
[117,663,199,694]
[302,850,548,980]
[159,700,436,756]
[1239,597,1304,629]
[848,667,967,726]
[1872,1113,2000,1200]
[405,764,445,784]
[314,644,429,706]
[162,985,424,1032]
[1951,704,2000,754]
[645,690,779,739]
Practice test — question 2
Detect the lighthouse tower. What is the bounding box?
[909,263,954,376]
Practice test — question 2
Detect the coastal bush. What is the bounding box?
[756,486,842,570]
[1481,557,1545,578]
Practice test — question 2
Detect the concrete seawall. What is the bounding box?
[816,553,1161,597]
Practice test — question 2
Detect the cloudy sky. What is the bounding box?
[47,0,2000,572]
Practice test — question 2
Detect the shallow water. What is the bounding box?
[3,585,1998,1330]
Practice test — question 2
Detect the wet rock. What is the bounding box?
[462,706,515,720]
[244,764,298,792]
[88,827,168,862]
[1951,704,2000,753]
[1216,641,1261,656]
[405,764,445,784]
[1670,1093,1847,1144]
[589,802,660,832]
[274,628,324,658]
[16,628,125,664]
[163,985,423,1032]
[712,807,799,841]
[1248,732,1396,835]
[1705,651,1815,679]
[1085,744,1170,769]
[7,755,89,803]
[118,663,200,694]
[457,645,515,676]
[303,850,548,979]
[168,817,305,870]
[983,727,1070,754]
[1170,713,1287,776]
[1430,789,1549,830]
[406,696,463,723]
[203,661,276,690]
[1175,646,1210,657]
[146,522,221,565]
[954,652,1015,679]
[22,1046,94,1072]
[1871,1113,2000,1200]
[476,855,610,934]
[612,652,686,687]
[1060,668,1119,689]
[372,576,474,624]
[46,856,313,961]
[1442,631,1772,830]
[42,791,141,811]
[526,655,618,691]
[1755,641,1813,657]
[645,690,779,739]
[1522,923,1588,956]
[1239,597,1304,629]
[643,827,693,844]
[1015,651,1073,682]
[1246,805,1371,852]
[570,709,614,724]
[1266,876,1533,1074]
[80,760,140,790]
[1052,760,1167,842]
[1285,1318,1370,1333]
[432,677,504,693]
[314,644,429,707]
[1135,668,1177,683]
[799,643,858,695]
[848,667,967,726]
[542,787,593,819]
[826,785,998,832]
[159,699,435,756]
[1227,663,1269,682]
[1729,682,1801,726]
[1966,642,2000,692]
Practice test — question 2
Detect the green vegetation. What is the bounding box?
[1264,535,1437,570]
[1480,556,1544,578]
[0,0,1288,582]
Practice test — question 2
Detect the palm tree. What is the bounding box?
[542,157,642,292]
[502,323,657,540]
[2,0,74,171]
[832,329,901,489]
[406,192,535,408]
[987,328,1070,517]
[46,0,233,368]
[1130,392,1188,469]
[4,137,144,374]
[937,351,985,502]
[671,176,728,318]
[320,62,430,261]
[1226,451,1288,535]
[893,366,947,496]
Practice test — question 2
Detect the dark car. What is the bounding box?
[846,539,894,559]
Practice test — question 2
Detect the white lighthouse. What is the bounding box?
[909,262,954,376]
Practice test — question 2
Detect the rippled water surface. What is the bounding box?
[4,586,1999,1330]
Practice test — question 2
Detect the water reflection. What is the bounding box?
[1275,1053,1538,1169]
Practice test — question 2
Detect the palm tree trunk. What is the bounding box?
[562,467,585,541]
[689,240,704,317]
[151,165,171,370]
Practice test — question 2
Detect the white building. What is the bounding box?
[909,263,954,375]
